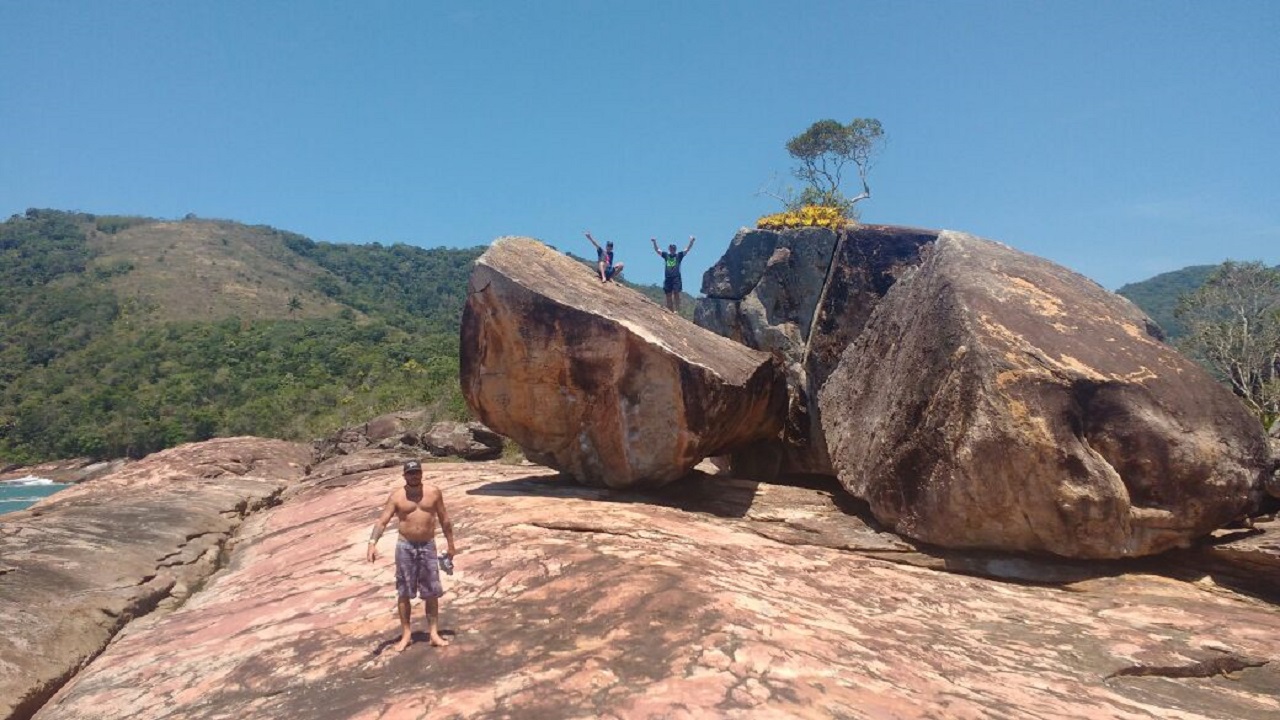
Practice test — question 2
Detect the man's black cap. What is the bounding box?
[403,460,422,473]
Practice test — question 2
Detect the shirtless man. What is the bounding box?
[367,460,457,651]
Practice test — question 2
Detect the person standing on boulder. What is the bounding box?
[652,236,696,312]
[367,460,457,651]
[585,230,624,282]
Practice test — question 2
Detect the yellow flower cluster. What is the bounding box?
[755,205,851,230]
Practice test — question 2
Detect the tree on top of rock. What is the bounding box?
[786,118,884,214]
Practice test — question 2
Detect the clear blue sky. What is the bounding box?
[2,1,1277,290]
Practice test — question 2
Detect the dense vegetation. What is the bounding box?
[279,232,481,335]
[0,210,479,463]
[1118,261,1280,430]
[1,210,686,464]
[1173,262,1280,429]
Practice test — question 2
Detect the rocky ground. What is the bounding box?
[6,439,1277,719]
[0,438,311,720]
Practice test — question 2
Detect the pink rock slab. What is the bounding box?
[34,462,1280,719]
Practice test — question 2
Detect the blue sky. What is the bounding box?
[2,0,1276,290]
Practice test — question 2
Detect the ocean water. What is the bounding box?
[0,476,70,514]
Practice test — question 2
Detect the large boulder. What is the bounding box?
[461,237,786,487]
[696,225,937,476]
[820,231,1272,558]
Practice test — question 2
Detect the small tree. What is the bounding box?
[1175,260,1280,429]
[785,118,884,213]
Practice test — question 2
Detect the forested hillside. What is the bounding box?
[1116,265,1218,339]
[0,210,688,464]
[0,210,480,463]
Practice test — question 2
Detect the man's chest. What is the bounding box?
[395,499,435,516]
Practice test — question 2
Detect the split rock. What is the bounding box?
[696,225,936,476]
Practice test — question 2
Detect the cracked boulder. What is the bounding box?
[0,437,311,720]
[696,225,937,477]
[461,237,786,487]
[820,231,1273,558]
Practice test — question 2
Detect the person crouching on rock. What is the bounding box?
[652,235,696,312]
[367,460,457,651]
[585,230,624,282]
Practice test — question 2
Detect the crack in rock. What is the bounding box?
[1105,653,1268,681]
[525,520,655,540]
[156,532,223,566]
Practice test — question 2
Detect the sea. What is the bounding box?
[0,476,70,514]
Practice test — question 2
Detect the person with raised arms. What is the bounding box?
[585,230,625,282]
[652,235,696,312]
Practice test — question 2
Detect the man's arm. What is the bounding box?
[366,493,397,562]
[685,235,696,254]
[651,238,663,257]
[585,232,608,280]
[435,491,457,556]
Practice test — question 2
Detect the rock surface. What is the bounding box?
[0,458,128,485]
[1185,515,1280,602]
[1270,437,1280,498]
[696,225,937,476]
[461,237,786,488]
[820,231,1273,558]
[0,437,310,720]
[422,421,505,460]
[23,447,1280,720]
[313,411,504,463]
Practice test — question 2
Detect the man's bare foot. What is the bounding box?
[429,633,450,647]
[395,633,413,652]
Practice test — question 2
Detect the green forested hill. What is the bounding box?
[0,209,482,463]
[1116,265,1218,339]
[0,210,685,464]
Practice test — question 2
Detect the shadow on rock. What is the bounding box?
[468,470,762,519]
